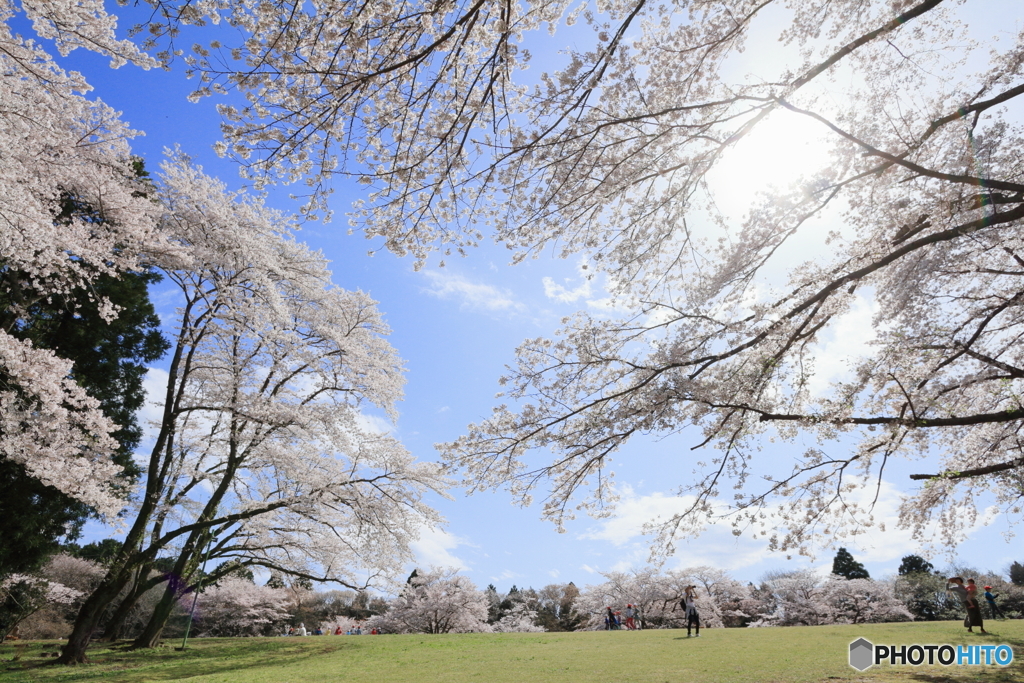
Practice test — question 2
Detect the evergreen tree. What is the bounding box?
[64,539,124,566]
[898,555,935,576]
[1010,562,1024,587]
[832,548,870,580]
[0,268,167,576]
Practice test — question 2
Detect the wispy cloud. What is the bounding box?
[542,276,592,303]
[421,270,526,314]
[577,480,990,573]
[805,293,879,396]
[490,569,521,583]
[138,366,170,448]
[410,526,470,571]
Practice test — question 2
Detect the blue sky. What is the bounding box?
[47,1,1023,592]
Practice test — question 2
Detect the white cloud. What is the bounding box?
[138,366,170,446]
[355,411,393,435]
[410,526,470,571]
[805,294,879,396]
[490,569,521,583]
[421,270,526,314]
[548,569,561,579]
[576,479,992,576]
[542,275,592,303]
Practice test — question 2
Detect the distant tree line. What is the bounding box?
[5,548,1022,640]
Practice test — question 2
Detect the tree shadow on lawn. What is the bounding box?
[2,638,358,683]
[897,630,1023,683]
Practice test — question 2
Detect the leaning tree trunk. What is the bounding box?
[131,582,179,648]
[102,569,164,641]
[132,532,207,649]
[57,572,133,664]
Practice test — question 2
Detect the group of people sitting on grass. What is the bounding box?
[286,623,381,636]
[604,586,702,637]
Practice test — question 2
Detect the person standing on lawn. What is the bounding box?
[983,586,1006,618]
[946,577,987,634]
[682,586,701,637]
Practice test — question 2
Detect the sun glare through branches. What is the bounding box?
[712,110,834,212]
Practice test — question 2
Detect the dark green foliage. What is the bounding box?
[64,539,124,566]
[1010,561,1024,586]
[898,555,935,576]
[831,547,870,580]
[0,459,89,576]
[292,576,314,591]
[0,269,168,576]
[894,572,959,621]
[215,560,255,584]
[533,582,583,632]
[0,158,166,578]
[0,577,48,641]
[11,269,168,471]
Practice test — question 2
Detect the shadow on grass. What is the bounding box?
[2,637,360,683]
[898,629,1023,683]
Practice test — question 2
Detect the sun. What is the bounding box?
[710,108,834,214]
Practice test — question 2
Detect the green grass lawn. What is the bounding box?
[2,621,1021,683]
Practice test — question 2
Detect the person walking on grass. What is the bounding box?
[966,578,989,632]
[983,586,1007,619]
[946,577,987,634]
[625,604,636,630]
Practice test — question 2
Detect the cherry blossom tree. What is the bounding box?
[0,571,84,642]
[491,602,544,632]
[427,0,1024,559]
[575,566,755,629]
[750,570,831,627]
[370,567,491,634]
[11,0,1024,602]
[823,577,912,625]
[754,571,910,626]
[1,0,168,518]
[576,567,673,629]
[59,155,446,662]
[194,577,292,637]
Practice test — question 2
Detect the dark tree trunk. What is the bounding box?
[132,582,178,649]
[132,535,206,649]
[103,570,164,641]
[58,573,132,664]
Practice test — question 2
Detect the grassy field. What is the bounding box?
[1,621,1021,683]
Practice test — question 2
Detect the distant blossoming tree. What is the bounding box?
[753,571,910,627]
[578,566,752,629]
[492,603,544,632]
[823,577,912,625]
[371,567,491,634]
[194,577,292,637]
